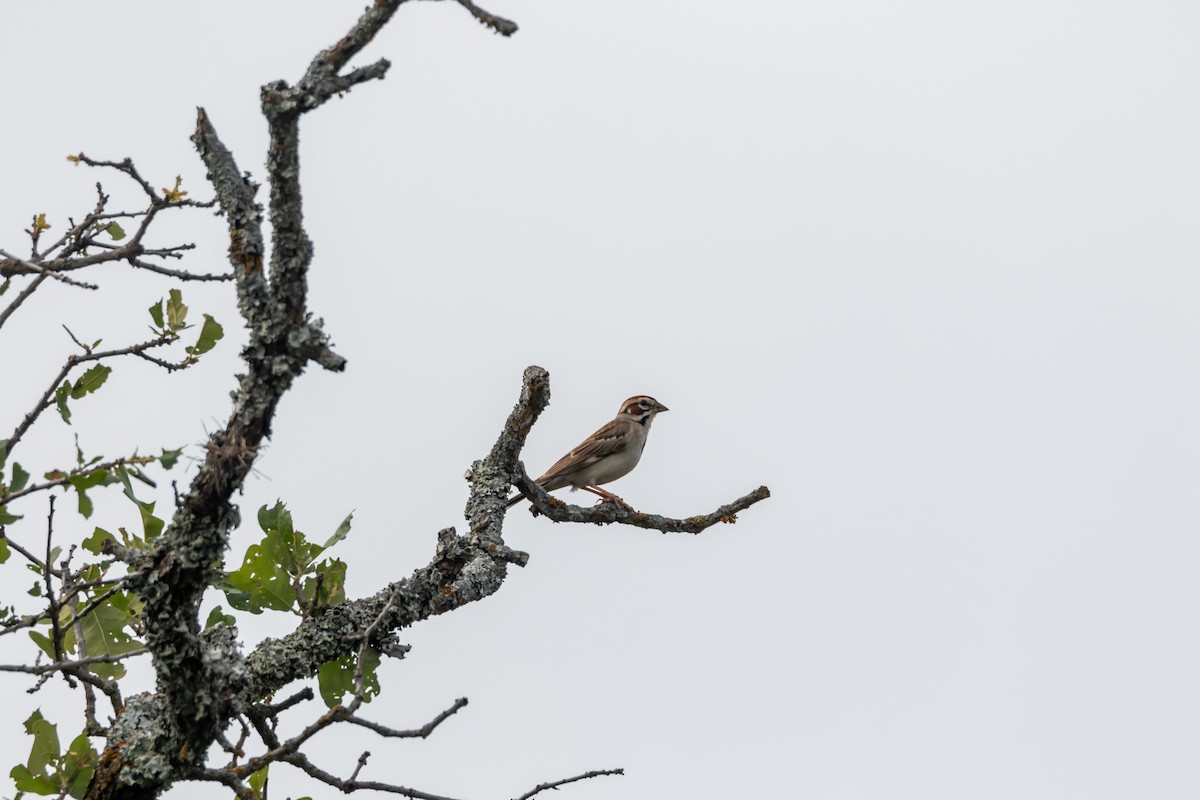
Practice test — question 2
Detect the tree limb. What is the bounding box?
[512,467,771,533]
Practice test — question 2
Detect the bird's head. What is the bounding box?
[619,395,669,426]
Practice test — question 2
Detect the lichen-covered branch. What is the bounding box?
[189,109,271,328]
[243,366,549,700]
[39,2,769,799]
[512,467,771,533]
[83,6,520,797]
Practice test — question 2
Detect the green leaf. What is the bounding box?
[116,467,164,541]
[248,765,268,795]
[27,630,64,660]
[186,314,223,356]
[100,221,125,241]
[158,448,182,470]
[69,468,119,521]
[0,276,10,297]
[323,512,353,549]
[127,467,156,488]
[11,714,96,799]
[221,503,348,616]
[10,763,59,795]
[204,606,236,630]
[258,502,294,539]
[10,462,30,494]
[360,647,381,700]
[317,648,381,708]
[22,710,60,775]
[148,299,164,329]
[78,593,142,680]
[62,733,96,799]
[0,438,8,471]
[317,654,353,708]
[0,505,22,525]
[303,558,347,610]
[165,288,187,329]
[70,365,111,399]
[76,490,93,519]
[55,381,72,424]
[220,538,297,614]
[82,528,115,556]
[0,537,10,564]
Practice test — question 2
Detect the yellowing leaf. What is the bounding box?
[162,176,188,204]
[165,289,188,329]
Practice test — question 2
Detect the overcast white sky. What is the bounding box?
[3,1,1200,798]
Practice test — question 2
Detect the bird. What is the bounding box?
[508,395,669,509]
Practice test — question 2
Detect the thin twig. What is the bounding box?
[513,769,626,800]
[0,249,99,289]
[0,650,149,674]
[0,271,49,332]
[1,454,163,509]
[451,0,519,35]
[349,752,371,782]
[343,697,468,739]
[281,751,462,800]
[128,256,232,282]
[6,338,174,458]
[67,154,160,202]
[45,498,64,663]
[256,687,314,717]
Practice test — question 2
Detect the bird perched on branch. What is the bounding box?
[509,395,669,509]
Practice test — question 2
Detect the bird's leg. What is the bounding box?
[582,485,633,511]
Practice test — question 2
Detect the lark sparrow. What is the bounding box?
[508,395,669,509]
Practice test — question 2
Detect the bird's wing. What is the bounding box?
[537,418,631,483]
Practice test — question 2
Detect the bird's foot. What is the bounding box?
[594,495,634,512]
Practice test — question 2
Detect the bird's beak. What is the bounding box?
[655,402,669,413]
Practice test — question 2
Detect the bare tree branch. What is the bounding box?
[447,0,519,35]
[513,769,625,800]
[127,256,232,282]
[0,271,50,332]
[254,687,314,717]
[0,650,149,675]
[0,249,99,290]
[344,697,469,739]
[65,155,162,203]
[278,750,463,800]
[5,334,177,458]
